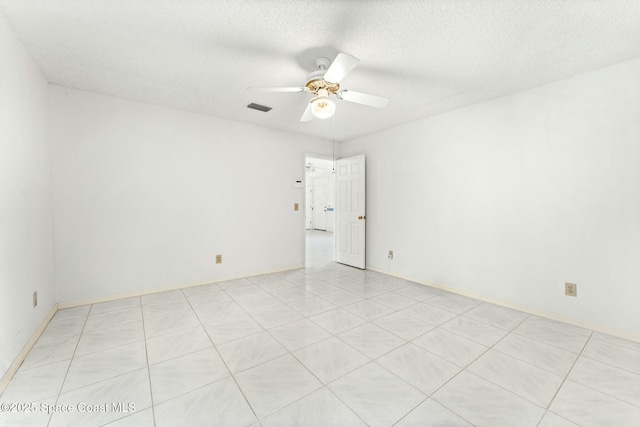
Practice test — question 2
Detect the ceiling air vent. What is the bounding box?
[247,102,272,112]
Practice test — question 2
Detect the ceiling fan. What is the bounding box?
[248,53,390,122]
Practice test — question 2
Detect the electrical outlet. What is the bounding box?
[216,254,222,264]
[33,291,38,308]
[388,250,394,260]
[565,282,577,297]
[294,203,299,211]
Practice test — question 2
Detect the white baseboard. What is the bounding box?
[366,266,640,344]
[58,265,304,309]
[0,304,58,394]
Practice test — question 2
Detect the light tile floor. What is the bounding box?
[1,231,639,426]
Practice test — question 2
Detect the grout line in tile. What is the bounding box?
[488,344,574,379]
[185,290,261,423]
[288,337,366,384]
[558,357,640,410]
[536,410,579,427]
[319,385,372,427]
[579,352,640,378]
[389,396,430,427]
[459,309,532,332]
[507,329,586,356]
[45,301,149,426]
[46,306,93,427]
[435,369,548,424]
[139,300,157,427]
[413,323,517,422]
[543,330,594,416]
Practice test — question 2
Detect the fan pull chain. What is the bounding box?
[332,113,336,173]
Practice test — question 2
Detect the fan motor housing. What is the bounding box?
[305,57,340,95]
[305,78,340,95]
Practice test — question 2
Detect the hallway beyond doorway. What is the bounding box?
[306,230,334,268]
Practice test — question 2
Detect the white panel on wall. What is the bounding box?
[50,86,332,303]
[0,13,55,380]
[341,57,640,337]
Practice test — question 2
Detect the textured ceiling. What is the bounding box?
[2,1,640,141]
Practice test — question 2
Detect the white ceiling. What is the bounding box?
[2,1,640,141]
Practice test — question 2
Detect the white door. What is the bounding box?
[335,154,366,269]
[312,177,328,231]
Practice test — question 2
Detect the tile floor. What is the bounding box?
[1,231,639,426]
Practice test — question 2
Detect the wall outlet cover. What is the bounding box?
[565,282,577,297]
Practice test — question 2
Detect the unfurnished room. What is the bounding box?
[1,1,639,426]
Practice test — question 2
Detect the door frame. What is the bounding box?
[302,152,336,266]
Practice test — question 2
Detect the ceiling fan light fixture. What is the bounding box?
[250,52,389,123]
[310,89,335,119]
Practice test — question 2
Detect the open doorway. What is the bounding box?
[304,155,336,267]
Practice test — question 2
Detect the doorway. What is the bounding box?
[304,155,336,267]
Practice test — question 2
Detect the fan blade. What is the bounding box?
[323,53,359,84]
[248,86,305,93]
[300,103,314,122]
[337,90,389,108]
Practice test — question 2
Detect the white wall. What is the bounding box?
[342,57,640,337]
[0,13,55,379]
[50,86,332,302]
